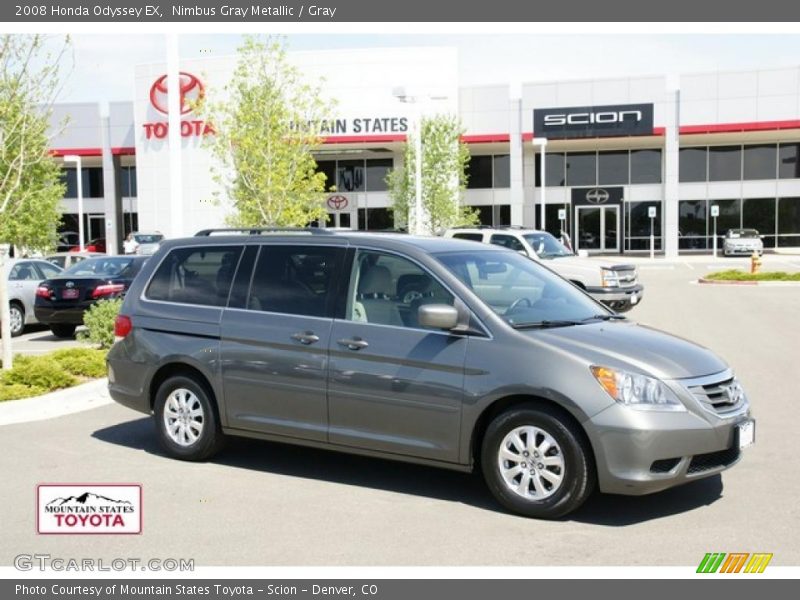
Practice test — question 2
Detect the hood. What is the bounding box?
[521,320,727,380]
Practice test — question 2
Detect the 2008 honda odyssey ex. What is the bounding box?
[107,229,754,518]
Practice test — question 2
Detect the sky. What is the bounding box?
[52,33,800,105]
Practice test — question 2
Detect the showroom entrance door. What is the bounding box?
[576,205,619,253]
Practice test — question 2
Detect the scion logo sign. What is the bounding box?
[533,103,654,138]
[37,484,142,534]
[143,72,214,140]
[585,189,610,204]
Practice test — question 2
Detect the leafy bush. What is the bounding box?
[78,298,123,349]
[705,270,800,282]
[51,348,108,378]
[0,355,77,390]
[0,383,46,402]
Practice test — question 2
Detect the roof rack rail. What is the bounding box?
[194,227,335,236]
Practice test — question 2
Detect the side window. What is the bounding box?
[146,246,244,307]
[490,234,525,253]
[34,261,62,279]
[452,233,484,242]
[48,256,66,269]
[346,250,454,329]
[247,245,343,318]
[9,263,37,281]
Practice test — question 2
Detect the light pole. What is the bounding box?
[63,155,85,252]
[533,137,548,231]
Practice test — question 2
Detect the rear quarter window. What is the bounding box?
[452,233,484,242]
[146,246,243,307]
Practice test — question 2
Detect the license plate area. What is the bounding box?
[61,289,80,300]
[737,420,755,449]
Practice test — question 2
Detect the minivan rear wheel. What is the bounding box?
[154,375,225,461]
[481,406,594,519]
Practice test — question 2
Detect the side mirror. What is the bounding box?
[418,304,459,330]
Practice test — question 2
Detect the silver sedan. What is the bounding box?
[2,258,63,337]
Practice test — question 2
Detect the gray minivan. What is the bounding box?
[107,229,754,518]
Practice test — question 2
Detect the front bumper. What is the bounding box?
[584,383,752,495]
[585,284,644,304]
[724,245,763,256]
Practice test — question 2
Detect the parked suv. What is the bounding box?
[444,227,642,312]
[107,229,754,519]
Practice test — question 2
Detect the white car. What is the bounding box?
[444,227,643,312]
[723,229,764,257]
[128,232,165,256]
[2,258,63,337]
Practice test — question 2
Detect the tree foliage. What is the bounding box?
[0,34,68,250]
[197,35,335,227]
[387,113,478,234]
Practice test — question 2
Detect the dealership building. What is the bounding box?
[48,47,800,257]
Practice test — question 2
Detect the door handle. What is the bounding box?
[337,337,369,351]
[291,331,319,345]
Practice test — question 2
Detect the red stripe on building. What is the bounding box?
[51,147,136,157]
[462,134,511,143]
[680,119,800,134]
[321,134,407,144]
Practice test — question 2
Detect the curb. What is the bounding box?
[0,378,112,426]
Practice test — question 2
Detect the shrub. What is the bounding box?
[51,348,108,378]
[0,355,77,390]
[705,269,800,282]
[78,298,123,349]
[0,383,47,402]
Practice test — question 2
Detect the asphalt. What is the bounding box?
[1,256,799,566]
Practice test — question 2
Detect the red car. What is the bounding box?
[69,238,106,253]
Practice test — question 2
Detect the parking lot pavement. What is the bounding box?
[0,324,86,356]
[1,265,799,566]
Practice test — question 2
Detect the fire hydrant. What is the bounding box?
[750,251,762,274]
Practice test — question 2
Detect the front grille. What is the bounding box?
[688,446,740,474]
[615,269,638,288]
[650,458,681,473]
[687,375,747,417]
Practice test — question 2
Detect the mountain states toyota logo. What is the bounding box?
[37,484,142,534]
[149,72,204,115]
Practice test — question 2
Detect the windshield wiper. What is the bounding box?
[581,314,627,322]
[511,319,583,329]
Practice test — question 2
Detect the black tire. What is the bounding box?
[50,324,76,338]
[9,302,25,337]
[154,375,225,461]
[480,405,595,519]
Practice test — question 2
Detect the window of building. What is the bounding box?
[743,145,777,180]
[535,152,566,187]
[778,144,800,179]
[316,161,337,192]
[679,200,708,249]
[495,205,511,226]
[247,245,344,317]
[742,198,776,248]
[630,149,662,184]
[679,147,707,183]
[358,207,394,231]
[778,197,800,247]
[365,159,392,192]
[493,155,510,188]
[708,145,742,181]
[146,246,244,307]
[466,155,494,188]
[337,160,365,192]
[598,151,629,185]
[565,152,597,187]
[626,201,662,239]
[467,205,493,226]
[534,204,571,238]
[711,199,741,235]
[61,167,105,198]
[120,166,137,197]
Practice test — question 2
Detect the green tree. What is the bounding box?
[197,35,335,227]
[0,34,70,370]
[387,114,478,234]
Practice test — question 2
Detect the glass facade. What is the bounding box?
[61,167,105,198]
[317,158,392,192]
[466,154,510,189]
[625,201,662,251]
[536,149,661,187]
[565,152,596,187]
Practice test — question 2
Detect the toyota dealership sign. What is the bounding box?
[142,72,215,140]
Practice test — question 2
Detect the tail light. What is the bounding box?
[114,315,132,339]
[36,286,51,299]
[92,284,125,299]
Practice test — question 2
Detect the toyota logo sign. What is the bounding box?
[149,72,204,115]
[327,195,349,210]
[585,188,610,204]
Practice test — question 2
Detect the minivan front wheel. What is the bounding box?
[154,376,225,461]
[481,406,594,519]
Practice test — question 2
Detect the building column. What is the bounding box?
[509,97,524,226]
[100,115,122,255]
[663,89,680,258]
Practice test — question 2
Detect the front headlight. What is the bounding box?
[590,366,686,412]
[600,268,619,288]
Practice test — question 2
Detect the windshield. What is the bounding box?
[434,249,609,328]
[134,234,163,244]
[523,233,573,258]
[727,229,759,239]
[61,257,137,278]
